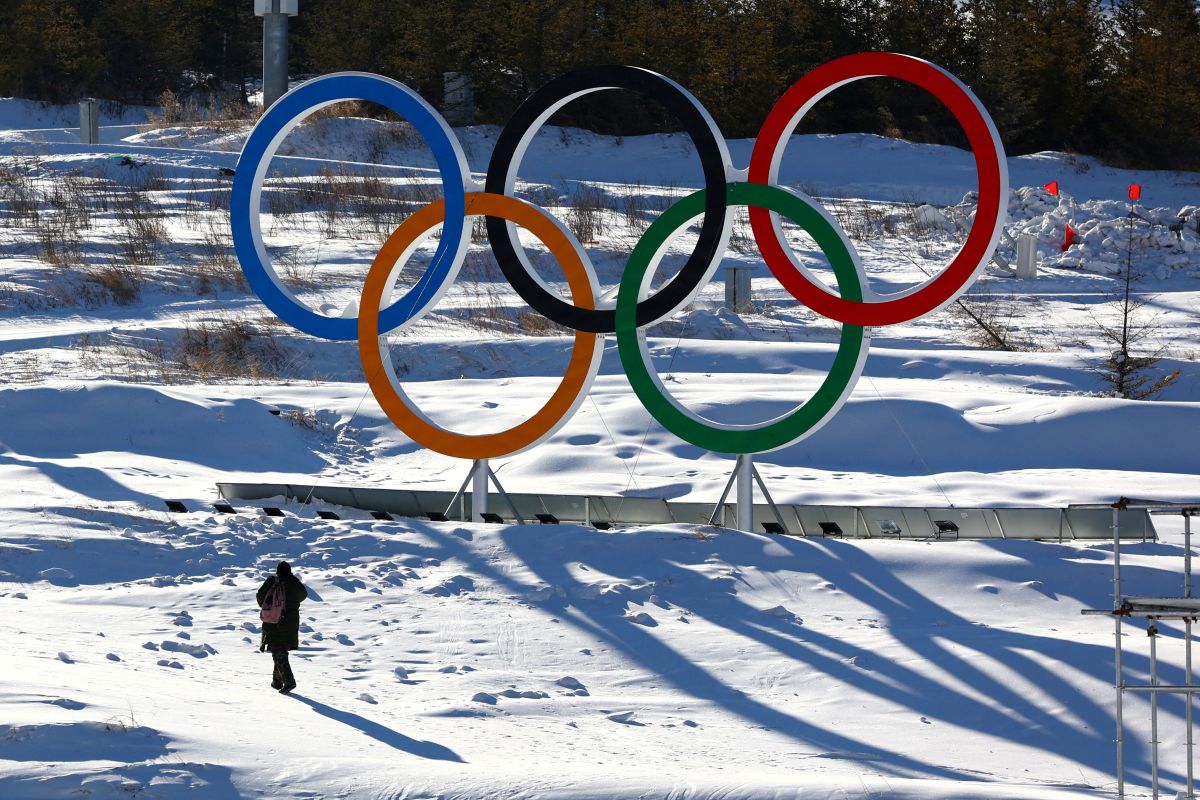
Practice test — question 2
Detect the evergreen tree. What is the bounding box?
[1105,0,1200,169]
[0,0,101,101]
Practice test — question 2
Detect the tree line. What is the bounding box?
[2,0,1199,170]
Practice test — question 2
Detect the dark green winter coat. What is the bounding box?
[256,573,308,651]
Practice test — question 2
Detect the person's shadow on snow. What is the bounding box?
[287,695,465,762]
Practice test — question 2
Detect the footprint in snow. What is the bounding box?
[157,659,184,669]
[764,605,801,624]
[625,612,657,627]
[336,634,354,646]
[527,584,566,602]
[46,698,86,710]
[556,676,589,696]
[472,692,498,705]
[105,653,120,662]
[498,689,549,699]
[424,575,475,597]
[160,640,216,658]
[606,711,644,725]
[357,693,377,704]
[57,652,74,664]
[331,575,367,592]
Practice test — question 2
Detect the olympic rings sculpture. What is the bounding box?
[231,53,1008,459]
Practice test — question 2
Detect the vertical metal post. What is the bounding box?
[584,497,590,528]
[1114,505,1126,800]
[1188,616,1195,800]
[261,1,290,110]
[724,266,752,312]
[735,453,753,531]
[1150,623,1160,800]
[1188,513,1196,799]
[472,458,489,522]
[1187,513,1193,599]
[78,99,99,145]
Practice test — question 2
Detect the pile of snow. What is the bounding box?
[956,186,1200,280]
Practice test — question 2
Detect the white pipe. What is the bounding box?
[473,458,489,522]
[735,454,752,532]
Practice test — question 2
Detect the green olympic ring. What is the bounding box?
[616,182,870,454]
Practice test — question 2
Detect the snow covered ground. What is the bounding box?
[0,101,1197,798]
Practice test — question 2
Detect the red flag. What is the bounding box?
[1061,224,1076,252]
[1128,183,1142,201]
[1044,181,1059,196]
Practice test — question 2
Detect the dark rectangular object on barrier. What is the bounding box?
[818,521,843,536]
[213,502,235,514]
[762,521,786,534]
[370,510,394,521]
[536,513,559,525]
[262,506,285,517]
[316,510,340,520]
[165,500,188,513]
[481,512,504,524]
[934,520,960,539]
[426,510,449,522]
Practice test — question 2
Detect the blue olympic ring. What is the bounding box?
[231,72,471,340]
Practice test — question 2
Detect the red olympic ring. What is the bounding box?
[748,52,1007,327]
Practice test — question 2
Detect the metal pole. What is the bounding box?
[709,462,740,526]
[1187,513,1194,599]
[78,98,99,145]
[736,454,753,532]
[262,1,289,110]
[1114,505,1126,800]
[585,497,590,527]
[1188,616,1195,799]
[472,457,489,522]
[1188,513,1196,799]
[1150,623,1160,800]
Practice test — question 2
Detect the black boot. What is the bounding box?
[272,649,296,694]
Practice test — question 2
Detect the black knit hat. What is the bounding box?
[276,561,292,576]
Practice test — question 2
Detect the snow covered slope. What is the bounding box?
[0,103,1196,798]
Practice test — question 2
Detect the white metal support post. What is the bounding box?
[444,459,526,524]
[736,454,753,532]
[708,454,790,533]
[1114,504,1126,800]
[472,457,490,522]
[256,0,297,110]
[1084,502,1200,800]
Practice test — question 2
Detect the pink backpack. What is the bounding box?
[260,577,286,624]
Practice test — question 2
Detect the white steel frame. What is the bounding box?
[1082,500,1200,800]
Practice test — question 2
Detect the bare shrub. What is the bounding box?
[620,181,650,236]
[950,285,1036,352]
[176,317,290,381]
[86,261,144,305]
[0,161,41,227]
[115,192,168,265]
[195,220,245,294]
[564,184,611,243]
[33,208,83,266]
[275,244,318,288]
[144,89,254,132]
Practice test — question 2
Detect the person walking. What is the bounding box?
[256,561,308,694]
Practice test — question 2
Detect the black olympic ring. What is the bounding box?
[485,65,733,334]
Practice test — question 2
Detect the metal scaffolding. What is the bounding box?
[1082,499,1200,800]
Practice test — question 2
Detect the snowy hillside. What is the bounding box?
[0,103,1197,798]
